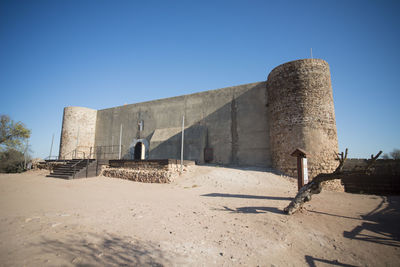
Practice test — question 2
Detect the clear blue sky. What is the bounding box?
[1,0,399,159]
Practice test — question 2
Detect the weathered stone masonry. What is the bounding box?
[59,106,97,159]
[59,58,339,180]
[267,59,338,178]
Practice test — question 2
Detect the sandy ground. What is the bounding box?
[0,166,399,266]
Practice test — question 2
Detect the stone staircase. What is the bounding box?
[46,159,98,179]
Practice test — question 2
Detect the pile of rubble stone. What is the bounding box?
[102,167,179,183]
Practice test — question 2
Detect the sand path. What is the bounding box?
[0,166,399,266]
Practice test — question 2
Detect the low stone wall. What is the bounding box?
[103,167,176,183]
[38,161,66,171]
[344,159,400,173]
[103,159,194,183]
[33,161,48,170]
[341,159,400,195]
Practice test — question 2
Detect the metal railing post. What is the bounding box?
[119,124,122,159]
[86,158,89,178]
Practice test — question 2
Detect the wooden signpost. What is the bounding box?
[291,148,308,191]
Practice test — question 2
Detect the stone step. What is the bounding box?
[51,171,75,175]
[48,159,98,179]
[46,174,72,179]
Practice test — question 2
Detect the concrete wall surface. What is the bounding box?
[94,81,271,166]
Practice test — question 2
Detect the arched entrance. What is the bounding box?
[130,138,149,160]
[134,142,143,160]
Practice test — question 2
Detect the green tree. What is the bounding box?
[0,114,30,150]
[0,115,31,173]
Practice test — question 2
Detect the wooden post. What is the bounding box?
[297,156,304,189]
[291,148,308,191]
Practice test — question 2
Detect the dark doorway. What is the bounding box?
[134,142,143,160]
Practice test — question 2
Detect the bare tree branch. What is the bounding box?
[283,149,382,215]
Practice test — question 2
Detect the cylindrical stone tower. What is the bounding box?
[59,106,97,159]
[267,59,338,179]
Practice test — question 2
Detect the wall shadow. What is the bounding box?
[202,193,292,201]
[35,232,171,266]
[305,255,357,267]
[342,196,400,247]
[150,125,206,162]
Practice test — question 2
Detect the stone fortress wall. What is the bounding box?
[59,106,97,159]
[58,58,339,179]
[94,81,270,167]
[267,59,338,178]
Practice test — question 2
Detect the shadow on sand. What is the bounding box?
[203,192,291,215]
[305,255,357,267]
[201,193,292,201]
[342,196,400,247]
[308,195,400,248]
[36,232,171,266]
[215,205,285,215]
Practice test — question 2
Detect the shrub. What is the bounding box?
[0,149,25,173]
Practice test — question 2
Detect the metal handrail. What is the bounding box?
[72,158,87,178]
